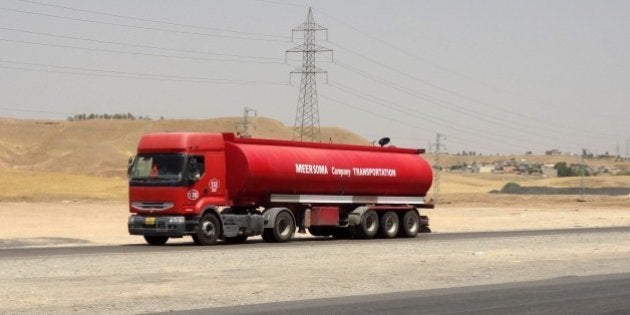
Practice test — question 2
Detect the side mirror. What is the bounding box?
[187,158,201,183]
[378,137,391,147]
[127,156,135,178]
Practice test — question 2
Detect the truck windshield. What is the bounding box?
[130,154,186,185]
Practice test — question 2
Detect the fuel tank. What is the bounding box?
[224,135,433,204]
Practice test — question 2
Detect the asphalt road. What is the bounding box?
[164,273,630,315]
[1,226,629,259]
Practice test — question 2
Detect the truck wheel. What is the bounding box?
[224,234,248,244]
[195,213,221,245]
[144,235,168,246]
[379,211,399,238]
[352,210,378,239]
[262,211,295,242]
[399,210,420,238]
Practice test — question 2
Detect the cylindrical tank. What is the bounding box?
[225,139,433,204]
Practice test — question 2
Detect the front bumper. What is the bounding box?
[128,215,198,237]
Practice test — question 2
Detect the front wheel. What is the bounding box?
[144,235,168,246]
[194,213,221,245]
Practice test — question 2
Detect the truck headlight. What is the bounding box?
[168,216,185,223]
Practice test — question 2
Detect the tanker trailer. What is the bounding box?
[127,133,433,245]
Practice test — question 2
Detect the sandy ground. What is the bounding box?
[0,197,629,247]
[1,198,629,313]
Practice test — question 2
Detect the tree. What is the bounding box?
[554,161,577,177]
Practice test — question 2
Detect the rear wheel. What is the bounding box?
[379,211,399,238]
[352,210,378,239]
[399,210,420,238]
[144,235,168,246]
[262,211,295,242]
[195,213,221,245]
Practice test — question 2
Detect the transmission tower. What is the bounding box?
[286,7,332,142]
[237,107,256,138]
[432,133,447,205]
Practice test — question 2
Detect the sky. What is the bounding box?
[0,0,628,155]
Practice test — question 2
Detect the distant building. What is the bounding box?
[502,166,517,174]
[541,164,558,177]
[545,149,562,156]
[478,166,495,173]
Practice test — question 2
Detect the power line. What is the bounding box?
[0,27,284,62]
[319,94,432,133]
[0,59,289,85]
[318,9,619,139]
[0,7,290,42]
[327,80,533,150]
[328,40,617,140]
[319,94,508,153]
[329,61,589,149]
[0,37,285,65]
[13,0,289,39]
[247,0,306,8]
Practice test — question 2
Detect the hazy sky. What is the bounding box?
[1,0,628,154]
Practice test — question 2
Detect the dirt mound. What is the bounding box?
[0,117,368,177]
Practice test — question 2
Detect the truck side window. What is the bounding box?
[189,155,205,180]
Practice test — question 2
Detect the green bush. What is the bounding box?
[501,182,521,193]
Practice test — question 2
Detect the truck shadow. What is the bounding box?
[122,235,399,247]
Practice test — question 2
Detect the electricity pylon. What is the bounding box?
[286,7,332,142]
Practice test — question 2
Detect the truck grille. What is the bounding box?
[131,202,174,211]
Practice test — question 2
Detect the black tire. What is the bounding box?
[195,213,221,245]
[379,211,399,238]
[352,210,379,239]
[144,235,168,246]
[399,210,420,238]
[224,234,248,244]
[262,211,295,242]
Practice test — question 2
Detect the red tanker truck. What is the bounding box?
[127,132,433,245]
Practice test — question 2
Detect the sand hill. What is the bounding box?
[1,116,628,203]
[0,117,368,177]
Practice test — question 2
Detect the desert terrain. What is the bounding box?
[0,117,629,313]
[0,116,629,244]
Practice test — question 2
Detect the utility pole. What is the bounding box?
[616,142,621,158]
[286,7,332,142]
[579,148,588,201]
[237,107,256,138]
[432,133,447,205]
[626,138,629,160]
